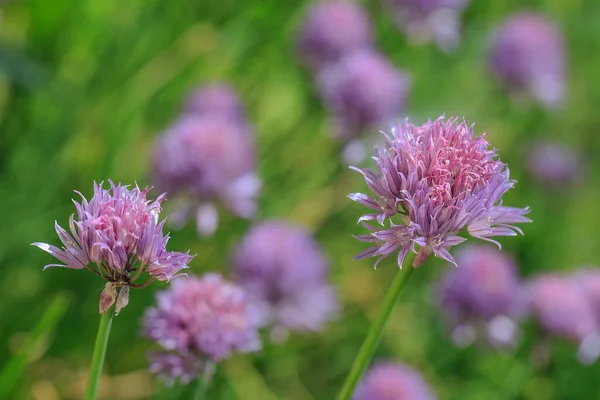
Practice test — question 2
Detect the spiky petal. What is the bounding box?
[32,181,194,313]
[349,116,530,268]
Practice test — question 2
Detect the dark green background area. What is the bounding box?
[1,0,599,399]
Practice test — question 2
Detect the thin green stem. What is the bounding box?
[85,308,115,400]
[193,378,205,400]
[337,252,416,400]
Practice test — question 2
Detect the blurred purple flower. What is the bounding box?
[318,50,410,140]
[296,0,373,70]
[527,141,579,185]
[574,268,600,319]
[386,0,470,51]
[32,181,193,314]
[349,116,531,268]
[143,273,261,384]
[438,245,526,348]
[232,221,338,336]
[152,116,261,236]
[354,362,436,400]
[147,351,204,385]
[528,274,598,343]
[489,13,566,109]
[184,84,246,124]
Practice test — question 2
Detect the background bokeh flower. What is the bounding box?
[143,273,261,384]
[232,220,338,339]
[488,12,566,108]
[353,361,436,400]
[437,244,527,348]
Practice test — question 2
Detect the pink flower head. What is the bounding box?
[354,362,436,400]
[318,50,410,140]
[349,116,530,268]
[143,273,261,384]
[32,181,194,314]
[233,221,338,336]
[386,0,470,51]
[183,83,246,124]
[527,274,598,344]
[438,245,527,348]
[152,115,261,236]
[489,13,566,109]
[296,0,373,70]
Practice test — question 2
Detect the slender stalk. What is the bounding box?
[193,378,205,400]
[85,308,115,400]
[337,252,416,400]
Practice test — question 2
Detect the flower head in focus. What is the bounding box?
[318,50,410,140]
[349,116,530,268]
[32,181,194,314]
[488,13,566,109]
[386,0,470,51]
[233,220,338,339]
[183,83,247,125]
[296,0,373,70]
[153,115,261,237]
[438,245,527,348]
[353,361,436,400]
[143,273,261,384]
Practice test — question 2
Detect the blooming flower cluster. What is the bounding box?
[488,13,566,109]
[143,273,261,384]
[354,362,436,400]
[152,84,260,237]
[349,116,530,268]
[437,245,527,348]
[386,0,471,51]
[232,220,338,339]
[32,181,194,314]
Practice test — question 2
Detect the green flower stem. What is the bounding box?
[85,308,115,400]
[337,252,417,400]
[193,378,205,400]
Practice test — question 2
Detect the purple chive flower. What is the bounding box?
[386,0,470,51]
[349,116,530,268]
[296,0,373,70]
[318,50,410,140]
[354,362,436,400]
[32,181,194,314]
[527,141,579,185]
[527,274,598,344]
[143,273,261,384]
[183,84,246,124]
[232,221,338,337]
[152,115,260,236]
[438,245,526,348]
[489,13,566,109]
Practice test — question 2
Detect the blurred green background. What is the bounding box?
[2,0,600,399]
